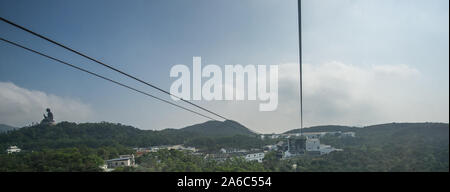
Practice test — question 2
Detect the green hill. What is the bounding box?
[0,120,260,152]
[284,125,359,134]
[180,120,257,137]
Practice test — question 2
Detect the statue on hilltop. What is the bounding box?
[41,108,55,125]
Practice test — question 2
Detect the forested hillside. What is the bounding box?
[0,121,448,172]
[0,120,263,152]
[281,123,449,172]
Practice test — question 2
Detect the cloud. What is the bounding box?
[183,61,449,134]
[274,61,448,129]
[372,64,420,78]
[0,82,94,127]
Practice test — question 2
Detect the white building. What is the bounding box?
[306,139,321,151]
[283,150,293,159]
[6,146,21,154]
[306,139,342,155]
[341,132,356,137]
[244,152,265,163]
[106,154,135,169]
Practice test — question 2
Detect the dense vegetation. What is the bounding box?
[0,121,448,172]
[0,148,104,172]
[130,149,265,172]
[132,123,449,172]
[185,135,272,152]
[0,121,260,152]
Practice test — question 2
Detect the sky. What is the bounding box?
[0,0,448,133]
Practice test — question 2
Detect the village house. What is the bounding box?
[106,154,135,169]
[6,146,21,154]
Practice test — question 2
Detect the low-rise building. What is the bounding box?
[6,146,21,154]
[148,145,198,153]
[306,139,342,155]
[306,139,321,151]
[220,148,249,154]
[205,153,232,162]
[318,144,343,155]
[244,152,265,163]
[106,154,135,169]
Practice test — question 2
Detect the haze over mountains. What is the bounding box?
[0,124,17,133]
[1,120,449,138]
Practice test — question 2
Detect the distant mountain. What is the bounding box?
[284,123,448,137]
[0,120,259,151]
[284,125,360,134]
[356,123,449,146]
[0,124,18,133]
[180,120,257,137]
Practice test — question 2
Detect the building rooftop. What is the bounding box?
[106,157,132,162]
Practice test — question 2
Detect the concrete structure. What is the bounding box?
[148,145,198,153]
[318,144,343,155]
[106,154,135,169]
[244,152,265,163]
[133,148,152,156]
[288,137,306,153]
[282,137,307,159]
[6,146,21,154]
[263,144,277,151]
[306,139,342,155]
[220,148,249,154]
[306,139,321,151]
[283,150,294,158]
[205,153,232,162]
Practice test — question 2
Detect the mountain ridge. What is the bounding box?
[283,122,449,134]
[179,120,257,137]
[0,124,18,133]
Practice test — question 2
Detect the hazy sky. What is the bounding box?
[0,0,448,133]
